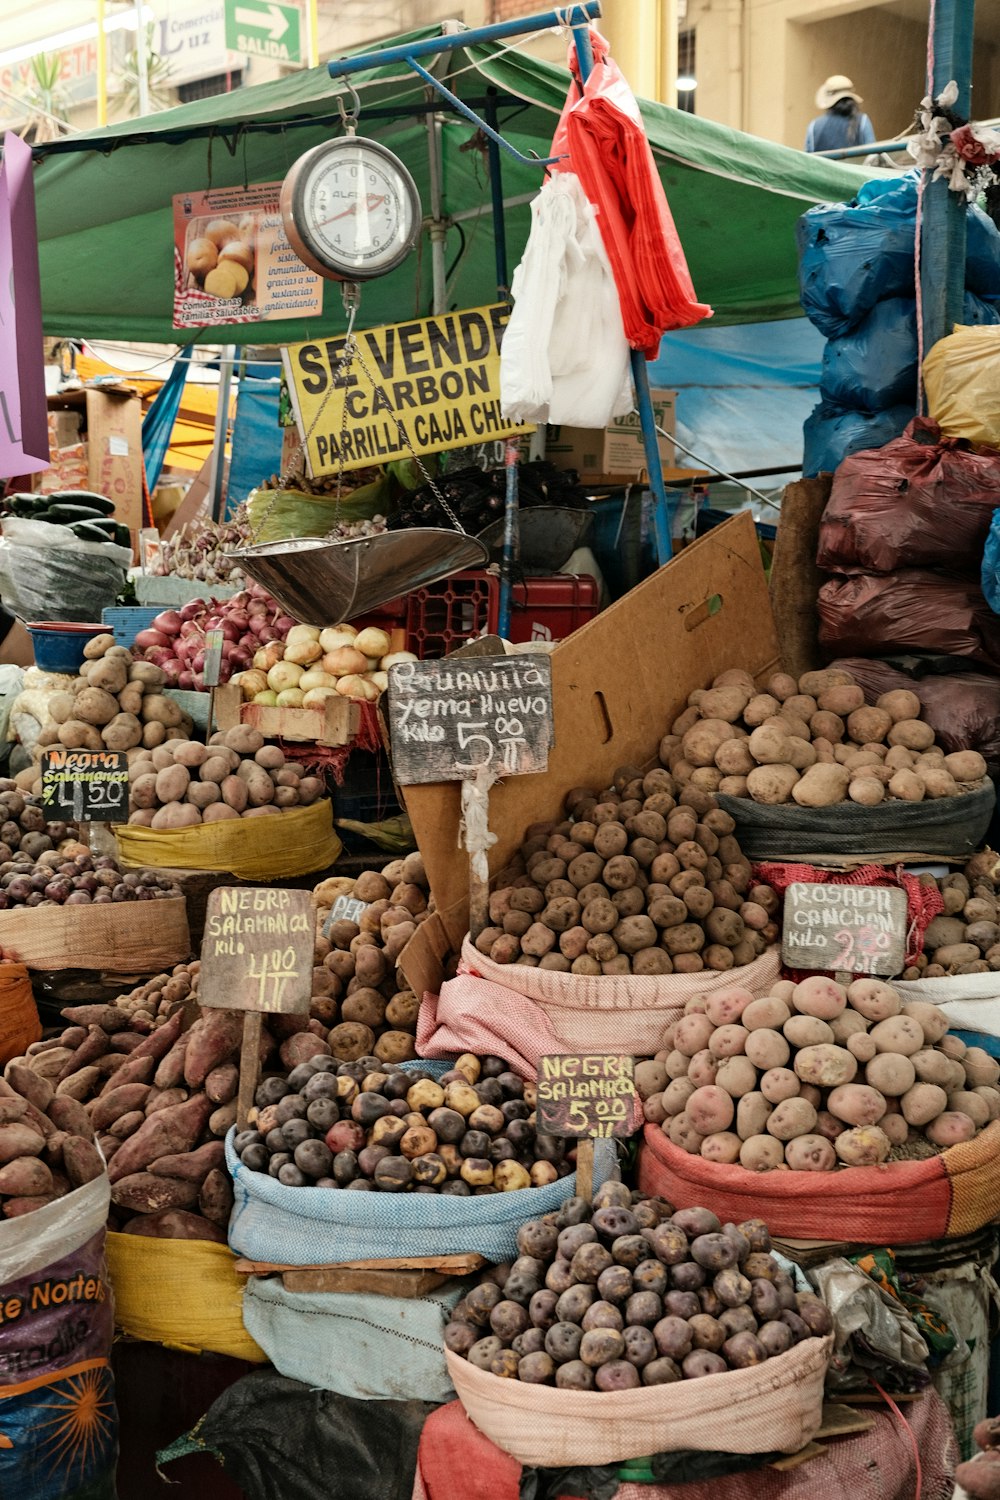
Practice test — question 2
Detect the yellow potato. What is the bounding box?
[204,263,241,299]
[220,239,254,273]
[204,217,240,248]
[186,236,218,278]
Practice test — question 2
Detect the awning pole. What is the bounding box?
[326,5,602,78]
[918,0,975,357]
[209,347,234,522]
[426,99,448,315]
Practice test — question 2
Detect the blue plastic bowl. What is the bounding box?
[27,623,106,674]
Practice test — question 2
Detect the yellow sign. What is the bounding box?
[283,303,530,476]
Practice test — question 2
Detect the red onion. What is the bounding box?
[274,615,297,634]
[192,650,206,673]
[144,646,174,667]
[230,646,252,669]
[227,609,249,631]
[179,600,204,622]
[161,660,182,685]
[179,620,202,638]
[257,625,279,643]
[135,628,171,651]
[178,669,196,690]
[151,610,183,636]
[220,640,239,660]
[220,621,241,642]
[239,633,257,650]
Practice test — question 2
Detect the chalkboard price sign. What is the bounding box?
[537,1054,635,1140]
[40,748,129,823]
[387,654,553,786]
[323,894,369,936]
[781,882,907,977]
[200,887,314,1014]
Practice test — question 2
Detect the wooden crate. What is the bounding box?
[216,684,359,747]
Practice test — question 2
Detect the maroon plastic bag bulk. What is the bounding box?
[818,570,1000,667]
[817,417,1000,575]
[828,657,1000,772]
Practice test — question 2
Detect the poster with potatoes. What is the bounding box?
[173,184,323,329]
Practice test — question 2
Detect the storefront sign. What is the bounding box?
[781,882,907,976]
[387,653,553,785]
[160,0,243,88]
[284,304,529,477]
[200,887,314,1013]
[40,749,128,823]
[173,183,323,329]
[537,1054,635,1139]
[225,0,301,62]
[0,133,49,479]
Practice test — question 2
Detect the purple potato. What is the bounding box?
[545,1259,577,1295]
[509,1254,546,1282]
[516,1220,559,1259]
[722,1332,767,1369]
[663,1289,700,1320]
[672,1207,722,1238]
[597,1264,634,1305]
[632,1260,668,1296]
[758,1320,794,1357]
[691,1234,739,1271]
[579,1328,626,1367]
[719,1306,758,1338]
[554,1197,591,1228]
[518,1351,556,1384]
[625,1291,663,1327]
[698,1286,724,1318]
[623,1324,657,1368]
[592,1181,634,1211]
[690,1314,726,1352]
[512,1328,546,1357]
[529,1289,559,1330]
[633,1197,674,1230]
[582,1300,624,1332]
[742,1252,779,1282]
[780,1310,811,1343]
[464,1282,503,1325]
[611,1234,654,1270]
[490,1300,530,1342]
[652,1315,693,1361]
[468,1336,504,1370]
[490,1349,521,1378]
[545,1322,584,1364]
[649,1223,689,1265]
[737,1218,771,1252]
[557,1223,597,1259]
[556,1284,597,1324]
[795,1294,833,1337]
[670,1261,707,1292]
[642,1356,682,1386]
[722,1222,751,1263]
[592,1206,640,1243]
[504,1271,542,1306]
[749,1279,781,1321]
[571,1242,613,1284]
[444,1321,478,1355]
[555,1359,594,1390]
[774,1272,798,1311]
[682,1350,728,1378]
[596,1359,641,1391]
[714,1269,752,1309]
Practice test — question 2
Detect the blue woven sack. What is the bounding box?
[803,400,911,477]
[242,1276,466,1403]
[226,1131,616,1265]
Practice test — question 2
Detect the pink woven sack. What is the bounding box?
[444,1334,830,1467]
[447,939,780,1057]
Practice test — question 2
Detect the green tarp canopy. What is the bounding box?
[30,24,875,344]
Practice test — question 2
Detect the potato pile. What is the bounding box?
[904,855,1000,977]
[477,768,777,976]
[445,1188,831,1389]
[0,781,76,862]
[642,978,1000,1171]
[666,666,987,808]
[0,1061,105,1218]
[126,724,325,829]
[237,1052,567,1194]
[0,846,179,909]
[22,634,193,791]
[311,853,430,1063]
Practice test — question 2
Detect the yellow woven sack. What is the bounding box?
[106,1232,266,1363]
[923,324,1000,447]
[246,475,395,542]
[114,800,341,879]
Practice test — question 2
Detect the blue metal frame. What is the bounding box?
[327,5,602,78]
[919,0,975,358]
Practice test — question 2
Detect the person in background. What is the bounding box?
[805,76,876,153]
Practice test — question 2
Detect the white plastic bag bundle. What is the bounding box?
[0,517,131,624]
[500,172,632,428]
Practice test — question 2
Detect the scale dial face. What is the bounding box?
[280,136,421,283]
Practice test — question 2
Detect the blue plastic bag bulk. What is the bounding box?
[820,297,918,413]
[982,508,1000,615]
[803,400,911,478]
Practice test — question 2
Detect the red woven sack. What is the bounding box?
[551,31,711,356]
[817,417,1000,575]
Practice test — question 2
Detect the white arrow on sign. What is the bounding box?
[235,2,290,40]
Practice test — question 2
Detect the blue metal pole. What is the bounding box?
[919,0,975,358]
[571,20,674,564]
[327,4,602,77]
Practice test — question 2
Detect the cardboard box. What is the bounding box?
[46,387,144,552]
[399,512,780,997]
[546,389,677,482]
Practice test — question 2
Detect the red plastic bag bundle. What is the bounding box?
[818,570,1000,666]
[817,418,1000,575]
[552,31,711,356]
[830,656,1000,772]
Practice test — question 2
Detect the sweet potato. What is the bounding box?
[2,1195,59,1218]
[148,1140,225,1183]
[0,1156,52,1196]
[90,1083,152,1132]
[204,1062,239,1105]
[55,1065,103,1101]
[4,1060,53,1113]
[111,1172,200,1213]
[0,1123,45,1163]
[56,1026,109,1082]
[46,1100,97,1148]
[153,1037,189,1091]
[62,1136,105,1187]
[183,1010,244,1088]
[107,1094,214,1183]
[121,1209,227,1243]
[198,1167,234,1226]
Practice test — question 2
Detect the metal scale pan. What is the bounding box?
[228,528,490,627]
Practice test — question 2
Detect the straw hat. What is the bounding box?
[815,75,862,109]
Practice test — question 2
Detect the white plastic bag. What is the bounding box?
[0,517,131,623]
[500,172,632,428]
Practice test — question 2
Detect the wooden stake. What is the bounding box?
[237,1011,263,1132]
[462,775,493,943]
[575,1138,594,1203]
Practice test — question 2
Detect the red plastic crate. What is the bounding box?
[404,571,599,657]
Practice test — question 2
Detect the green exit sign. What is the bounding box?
[225,0,302,63]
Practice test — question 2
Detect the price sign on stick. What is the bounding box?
[40,749,128,824]
[200,887,315,1128]
[387,653,554,941]
[323,895,369,937]
[781,883,907,980]
[537,1053,635,1201]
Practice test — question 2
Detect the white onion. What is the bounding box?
[284,639,324,667]
[319,626,358,652]
[275,688,305,707]
[370,670,389,692]
[298,668,336,691]
[253,690,278,705]
[302,686,340,707]
[267,660,304,692]
[335,674,379,701]
[253,642,285,672]
[380,650,419,670]
[323,646,369,677]
[355,626,391,658]
[235,668,268,701]
[286,624,322,647]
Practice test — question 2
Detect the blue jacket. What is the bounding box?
[806,110,875,153]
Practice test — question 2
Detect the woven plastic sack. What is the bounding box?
[243,1275,464,1403]
[0,1176,118,1500]
[226,1130,614,1267]
[893,973,1000,1040]
[444,1335,829,1466]
[817,417,1000,575]
[819,570,1000,667]
[751,861,942,968]
[0,517,131,624]
[115,799,341,879]
[446,938,780,1059]
[0,961,40,1064]
[638,1118,1000,1243]
[245,476,395,543]
[105,1231,266,1363]
[924,324,1000,448]
[828,656,1000,774]
[718,781,994,861]
[802,400,910,478]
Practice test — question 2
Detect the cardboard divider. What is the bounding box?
[400,513,780,997]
